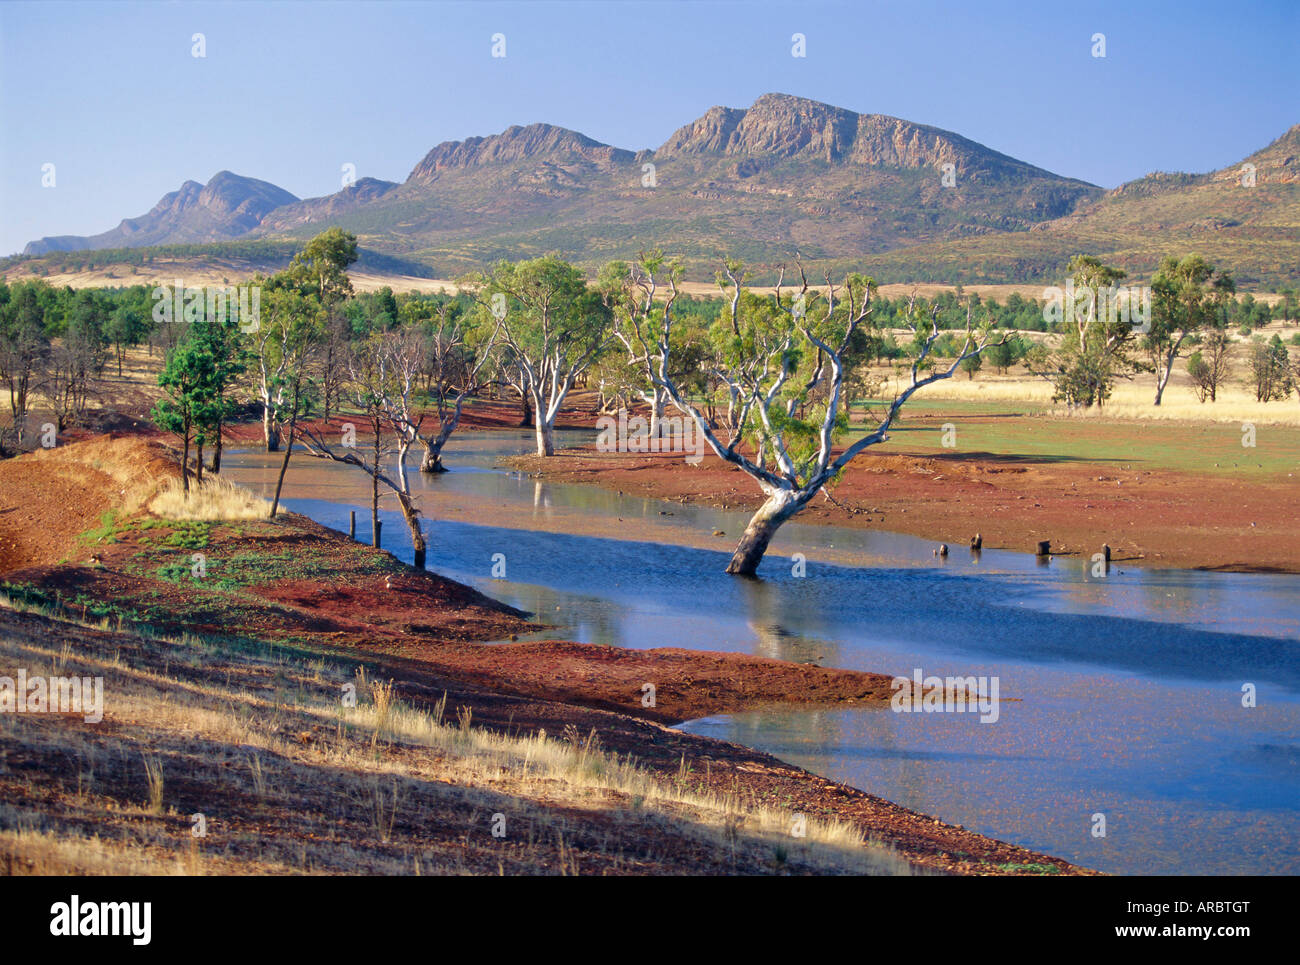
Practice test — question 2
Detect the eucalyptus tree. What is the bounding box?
[254,228,357,451]
[603,252,710,440]
[466,256,612,456]
[0,281,50,445]
[1147,255,1235,405]
[254,283,325,517]
[104,287,153,377]
[642,257,1002,576]
[47,289,108,430]
[1036,255,1143,409]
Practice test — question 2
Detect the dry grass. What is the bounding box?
[149,475,270,521]
[0,597,912,876]
[872,359,1300,426]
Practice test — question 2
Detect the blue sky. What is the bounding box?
[1,0,1296,256]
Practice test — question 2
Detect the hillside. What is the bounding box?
[24,172,299,255]
[864,125,1300,287]
[250,94,1103,275]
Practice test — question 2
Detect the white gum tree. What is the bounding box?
[467,256,612,456]
[630,256,1003,576]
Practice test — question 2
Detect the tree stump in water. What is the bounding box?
[1035,539,1051,557]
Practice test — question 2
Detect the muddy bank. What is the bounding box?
[504,445,1300,574]
[6,515,896,724]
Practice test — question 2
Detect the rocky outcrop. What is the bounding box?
[408,123,635,181]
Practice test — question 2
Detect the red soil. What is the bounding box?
[510,445,1300,573]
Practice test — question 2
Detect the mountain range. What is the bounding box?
[16,93,1299,286]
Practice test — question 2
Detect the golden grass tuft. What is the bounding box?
[0,597,917,876]
[149,475,269,521]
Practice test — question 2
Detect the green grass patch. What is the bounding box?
[77,510,127,545]
[994,862,1063,875]
[878,411,1300,475]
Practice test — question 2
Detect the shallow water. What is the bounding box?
[223,431,1300,874]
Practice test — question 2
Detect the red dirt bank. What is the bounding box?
[508,445,1300,574]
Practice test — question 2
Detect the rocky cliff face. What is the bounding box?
[655,93,1040,177]
[256,177,400,233]
[408,123,635,181]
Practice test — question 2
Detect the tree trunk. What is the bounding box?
[649,386,666,443]
[263,405,280,452]
[397,493,426,569]
[269,421,296,518]
[533,392,554,456]
[534,415,554,457]
[211,423,223,474]
[371,435,381,547]
[195,439,205,485]
[1153,353,1175,406]
[420,400,464,473]
[726,491,800,576]
[519,391,532,428]
[420,446,445,473]
[180,421,192,495]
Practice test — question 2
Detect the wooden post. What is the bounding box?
[349,510,356,540]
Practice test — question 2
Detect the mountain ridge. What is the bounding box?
[15,95,1296,286]
[24,171,299,255]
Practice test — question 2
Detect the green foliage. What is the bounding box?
[958,351,983,379]
[1249,334,1293,402]
[153,316,245,469]
[276,227,359,307]
[1186,351,1212,402]
[159,521,211,549]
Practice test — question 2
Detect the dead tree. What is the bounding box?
[300,337,429,568]
[413,302,497,472]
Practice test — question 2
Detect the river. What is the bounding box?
[223,430,1300,875]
